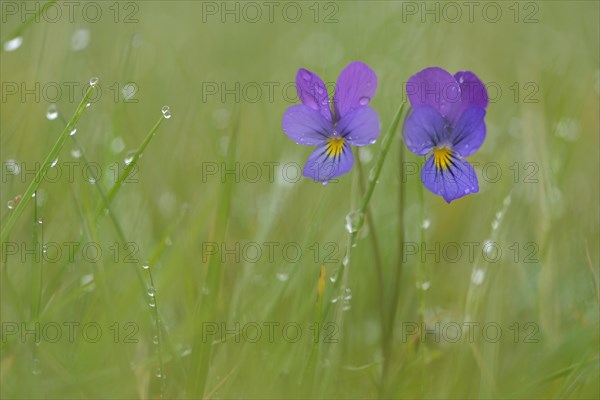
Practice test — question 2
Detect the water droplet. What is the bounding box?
[50,158,58,168]
[89,77,99,87]
[4,36,23,52]
[161,105,171,119]
[124,151,136,165]
[87,177,96,184]
[503,195,512,207]
[5,159,20,174]
[343,288,352,300]
[322,180,329,187]
[491,220,499,230]
[359,148,373,164]
[342,255,349,267]
[71,148,81,158]
[85,102,91,108]
[37,218,43,224]
[142,262,150,270]
[149,298,156,308]
[422,219,431,230]
[122,83,137,100]
[418,281,431,291]
[276,273,289,282]
[69,128,77,136]
[345,210,363,234]
[32,358,41,375]
[153,335,159,344]
[7,200,15,210]
[71,28,90,51]
[471,268,485,285]
[111,137,125,153]
[495,211,503,220]
[46,104,58,120]
[147,287,156,297]
[155,368,162,378]
[359,96,370,106]
[331,297,339,304]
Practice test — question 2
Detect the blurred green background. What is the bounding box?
[1,0,598,398]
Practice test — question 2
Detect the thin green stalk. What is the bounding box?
[1,81,97,243]
[355,149,387,338]
[186,108,240,399]
[381,134,408,397]
[324,102,407,319]
[317,103,407,397]
[103,115,166,208]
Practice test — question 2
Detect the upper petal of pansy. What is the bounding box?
[303,140,354,182]
[296,68,332,121]
[282,105,333,146]
[454,71,488,116]
[421,151,479,203]
[333,61,378,120]
[403,106,447,155]
[406,67,461,121]
[336,106,381,146]
[450,107,486,157]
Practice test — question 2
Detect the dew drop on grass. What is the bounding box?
[124,151,136,165]
[153,335,159,345]
[89,77,99,87]
[155,368,162,378]
[322,181,329,187]
[50,158,58,168]
[142,262,150,270]
[276,273,289,282]
[5,160,20,174]
[71,148,82,158]
[122,83,137,101]
[7,200,14,210]
[471,268,485,285]
[4,36,23,52]
[32,358,41,375]
[491,220,499,230]
[149,298,156,308]
[422,219,431,230]
[161,106,171,119]
[46,104,58,120]
[69,128,77,136]
[37,218,43,225]
[147,287,156,297]
[71,28,90,51]
[111,137,125,153]
[345,210,363,234]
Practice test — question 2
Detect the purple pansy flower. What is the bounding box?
[403,67,489,203]
[282,61,381,183]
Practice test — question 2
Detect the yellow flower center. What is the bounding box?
[433,147,453,171]
[326,136,345,158]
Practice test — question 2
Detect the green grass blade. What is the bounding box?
[0,81,97,243]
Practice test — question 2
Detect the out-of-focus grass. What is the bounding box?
[1,1,598,399]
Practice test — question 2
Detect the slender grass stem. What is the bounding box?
[187,108,240,399]
[1,81,97,243]
[381,133,408,396]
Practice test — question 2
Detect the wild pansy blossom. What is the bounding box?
[282,61,381,183]
[403,67,489,202]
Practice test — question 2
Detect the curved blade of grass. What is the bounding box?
[1,82,97,243]
[102,115,165,210]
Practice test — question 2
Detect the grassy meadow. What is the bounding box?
[1,0,599,398]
